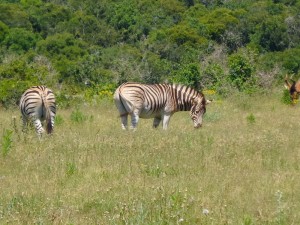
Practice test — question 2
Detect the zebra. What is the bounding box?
[19,86,56,136]
[114,82,211,130]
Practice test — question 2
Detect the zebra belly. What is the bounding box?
[139,108,162,119]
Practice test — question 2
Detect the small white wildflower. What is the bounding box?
[178,218,184,223]
[202,208,209,215]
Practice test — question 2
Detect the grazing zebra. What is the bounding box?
[19,86,56,136]
[114,82,211,130]
[284,74,300,103]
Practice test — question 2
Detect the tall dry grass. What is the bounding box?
[1,91,300,224]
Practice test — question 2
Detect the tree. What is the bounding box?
[0,21,9,43]
[172,63,201,89]
[257,16,289,51]
[3,28,41,53]
[228,53,256,91]
[0,3,32,29]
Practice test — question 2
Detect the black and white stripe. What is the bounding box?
[114,82,211,130]
[19,86,56,135]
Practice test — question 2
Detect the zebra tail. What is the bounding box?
[42,95,53,134]
[119,92,134,116]
[45,106,53,134]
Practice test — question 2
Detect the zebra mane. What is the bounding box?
[169,83,204,96]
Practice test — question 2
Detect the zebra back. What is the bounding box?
[118,82,203,112]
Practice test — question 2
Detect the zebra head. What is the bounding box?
[190,95,211,128]
[284,74,300,103]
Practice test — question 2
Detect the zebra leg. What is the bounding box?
[153,117,161,128]
[120,114,128,130]
[162,114,171,130]
[21,115,28,133]
[130,111,140,130]
[33,118,45,136]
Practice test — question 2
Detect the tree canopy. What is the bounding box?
[1,0,300,106]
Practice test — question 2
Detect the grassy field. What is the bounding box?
[1,91,300,225]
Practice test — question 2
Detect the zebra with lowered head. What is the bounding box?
[19,86,56,136]
[114,82,211,130]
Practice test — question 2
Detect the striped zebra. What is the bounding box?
[19,86,56,136]
[114,82,211,130]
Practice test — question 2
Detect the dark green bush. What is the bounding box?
[171,63,200,89]
[281,89,293,105]
[228,53,256,92]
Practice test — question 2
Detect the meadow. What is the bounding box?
[1,90,300,225]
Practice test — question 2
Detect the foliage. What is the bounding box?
[3,28,41,53]
[0,54,57,107]
[255,16,289,52]
[246,113,256,124]
[0,3,32,29]
[200,62,234,96]
[171,63,200,89]
[0,21,9,43]
[1,129,13,157]
[228,52,256,92]
[281,89,293,105]
[199,8,239,42]
[70,108,89,123]
[0,0,300,106]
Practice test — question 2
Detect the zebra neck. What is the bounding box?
[176,98,192,111]
[173,86,193,112]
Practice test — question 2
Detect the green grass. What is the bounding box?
[1,92,300,224]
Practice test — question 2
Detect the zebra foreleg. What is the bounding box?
[153,117,161,128]
[162,114,171,130]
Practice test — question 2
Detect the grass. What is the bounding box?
[1,91,300,224]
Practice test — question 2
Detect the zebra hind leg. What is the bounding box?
[120,114,128,130]
[33,118,45,137]
[130,112,140,131]
[21,116,29,134]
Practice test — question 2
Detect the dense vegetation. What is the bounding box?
[1,0,300,107]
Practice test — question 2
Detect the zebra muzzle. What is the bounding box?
[194,123,202,129]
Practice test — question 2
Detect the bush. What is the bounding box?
[255,16,289,52]
[171,63,201,89]
[281,89,293,105]
[3,28,41,54]
[201,63,225,89]
[0,79,31,107]
[228,53,256,92]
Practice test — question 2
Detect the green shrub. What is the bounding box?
[281,89,293,105]
[66,162,77,177]
[54,115,64,126]
[246,113,256,124]
[1,129,13,157]
[3,28,41,54]
[70,108,88,123]
[171,63,200,89]
[228,53,257,92]
[201,63,225,90]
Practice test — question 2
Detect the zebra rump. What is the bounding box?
[114,82,211,130]
[19,86,56,135]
